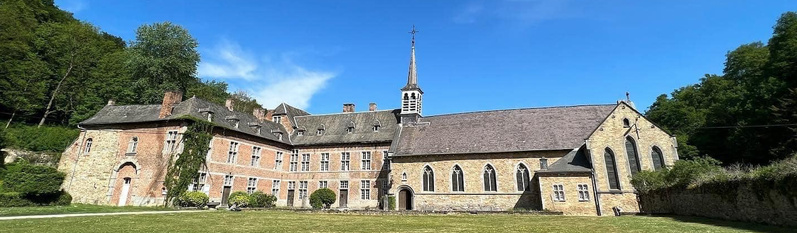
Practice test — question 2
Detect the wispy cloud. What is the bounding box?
[452,0,581,26]
[198,40,336,109]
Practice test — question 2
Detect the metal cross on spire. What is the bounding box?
[409,25,419,46]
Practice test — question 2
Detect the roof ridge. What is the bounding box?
[424,104,617,118]
[295,109,398,117]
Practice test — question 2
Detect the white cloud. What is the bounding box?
[198,41,336,110]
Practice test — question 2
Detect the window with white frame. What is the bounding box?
[247,178,258,194]
[289,150,299,171]
[165,131,178,153]
[224,175,234,187]
[191,172,207,191]
[317,129,324,136]
[84,138,93,154]
[275,151,284,170]
[273,116,281,123]
[340,180,349,189]
[320,153,330,171]
[360,180,371,200]
[361,151,371,170]
[272,180,281,197]
[553,184,565,202]
[227,141,239,163]
[299,181,308,199]
[297,131,304,136]
[250,146,262,167]
[288,181,296,190]
[341,152,350,171]
[207,112,213,122]
[577,184,590,202]
[319,180,328,189]
[301,153,310,171]
[127,137,138,154]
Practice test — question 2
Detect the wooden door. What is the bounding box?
[221,186,231,206]
[398,189,407,210]
[339,189,348,208]
[287,190,295,207]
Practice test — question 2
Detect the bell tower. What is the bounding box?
[400,25,423,124]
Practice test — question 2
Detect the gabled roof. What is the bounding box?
[291,109,400,146]
[273,103,310,128]
[537,145,592,173]
[391,104,616,156]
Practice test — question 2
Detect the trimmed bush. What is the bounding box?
[228,191,249,207]
[55,191,72,206]
[249,191,276,208]
[176,191,209,207]
[309,188,335,209]
[0,192,34,207]
[2,162,65,196]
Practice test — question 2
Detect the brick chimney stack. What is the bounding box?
[369,103,377,111]
[343,103,355,113]
[158,91,183,119]
[253,108,266,121]
[266,109,274,122]
[225,99,234,111]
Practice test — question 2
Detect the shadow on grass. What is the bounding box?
[648,214,792,233]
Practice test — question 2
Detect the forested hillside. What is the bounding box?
[646,12,797,165]
[0,0,262,129]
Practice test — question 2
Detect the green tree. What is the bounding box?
[186,80,230,106]
[309,188,336,209]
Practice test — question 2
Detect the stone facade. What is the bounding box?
[538,174,595,215]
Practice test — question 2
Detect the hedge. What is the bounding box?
[0,191,71,207]
[249,191,276,208]
[228,191,249,207]
[2,124,79,153]
[176,191,209,207]
[1,162,65,196]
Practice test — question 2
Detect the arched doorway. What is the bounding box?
[112,163,137,206]
[398,187,413,210]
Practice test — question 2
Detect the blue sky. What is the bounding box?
[57,0,795,115]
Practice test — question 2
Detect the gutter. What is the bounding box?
[585,139,603,216]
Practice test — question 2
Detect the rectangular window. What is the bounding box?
[272,116,281,123]
[275,151,284,170]
[247,178,258,194]
[320,153,330,171]
[191,172,207,191]
[361,151,372,170]
[165,131,178,153]
[224,175,234,187]
[289,150,299,172]
[340,180,349,190]
[301,153,311,171]
[360,180,371,200]
[577,184,590,202]
[250,146,262,167]
[272,180,281,197]
[553,184,565,202]
[227,141,240,164]
[341,152,350,171]
[299,181,308,199]
[319,180,328,189]
[382,151,389,170]
[288,181,296,190]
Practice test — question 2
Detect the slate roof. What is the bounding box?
[274,103,310,128]
[391,104,617,156]
[537,145,592,173]
[291,109,400,146]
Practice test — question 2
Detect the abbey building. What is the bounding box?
[58,35,678,215]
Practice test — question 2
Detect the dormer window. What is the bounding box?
[623,118,631,128]
[256,127,261,135]
[234,120,239,128]
[346,127,354,134]
[297,131,304,136]
[274,132,283,140]
[273,116,282,123]
[207,113,213,122]
[373,125,380,132]
[317,129,324,136]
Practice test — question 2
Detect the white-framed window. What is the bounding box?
[227,141,240,164]
[84,138,93,154]
[382,150,389,170]
[207,112,213,122]
[275,133,283,141]
[247,178,258,194]
[297,131,304,136]
[360,180,371,200]
[289,150,299,172]
[250,146,262,167]
[373,125,380,132]
[273,116,282,123]
[577,184,590,202]
[272,180,281,197]
[165,130,178,153]
[553,184,565,202]
[317,129,324,136]
[361,151,371,170]
[341,152,350,171]
[233,120,239,129]
[301,153,310,171]
[299,181,308,199]
[224,175,234,187]
[288,181,296,190]
[191,172,207,191]
[319,180,328,189]
[127,137,138,154]
[275,151,284,170]
[340,180,349,189]
[320,153,330,171]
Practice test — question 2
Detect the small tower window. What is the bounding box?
[127,137,138,154]
[401,172,408,182]
[623,118,631,128]
[84,138,93,154]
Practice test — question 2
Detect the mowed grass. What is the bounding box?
[0,204,173,217]
[0,210,791,233]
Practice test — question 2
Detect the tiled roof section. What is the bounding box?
[273,103,310,128]
[81,105,163,125]
[291,109,400,145]
[392,104,617,156]
[538,145,592,173]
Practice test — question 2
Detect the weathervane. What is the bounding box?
[409,25,419,46]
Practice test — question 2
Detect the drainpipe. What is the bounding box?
[585,139,603,216]
[67,124,87,191]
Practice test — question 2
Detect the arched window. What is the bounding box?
[127,137,138,153]
[401,172,407,181]
[625,136,641,175]
[604,148,620,190]
[483,164,497,192]
[422,166,434,192]
[451,165,464,192]
[516,164,531,191]
[84,138,93,154]
[651,146,665,170]
[623,118,631,128]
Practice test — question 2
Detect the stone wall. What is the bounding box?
[538,174,596,215]
[2,148,61,167]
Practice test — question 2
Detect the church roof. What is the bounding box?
[290,109,401,146]
[537,145,593,173]
[391,104,616,156]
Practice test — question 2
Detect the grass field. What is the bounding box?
[0,204,173,217]
[0,210,790,233]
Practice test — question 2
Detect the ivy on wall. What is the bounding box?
[163,118,213,206]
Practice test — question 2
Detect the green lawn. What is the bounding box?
[0,210,790,233]
[0,204,173,217]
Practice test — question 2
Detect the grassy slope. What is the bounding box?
[0,204,173,217]
[0,210,790,233]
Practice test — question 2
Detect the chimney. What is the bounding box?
[266,109,274,122]
[107,99,115,106]
[369,103,377,111]
[158,91,183,119]
[343,103,355,113]
[253,108,266,122]
[225,99,234,111]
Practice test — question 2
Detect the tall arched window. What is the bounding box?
[127,137,138,153]
[84,138,93,154]
[625,136,641,175]
[516,164,531,191]
[483,164,497,192]
[604,148,620,190]
[422,165,434,192]
[651,146,665,170]
[451,165,464,192]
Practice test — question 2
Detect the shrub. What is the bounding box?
[249,191,276,208]
[176,191,209,207]
[1,162,65,196]
[309,188,335,209]
[228,191,249,207]
[388,196,396,210]
[55,191,72,206]
[0,192,34,207]
[3,124,79,153]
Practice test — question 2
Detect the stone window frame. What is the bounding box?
[552,184,566,202]
[539,157,548,170]
[127,136,139,154]
[84,138,93,155]
[250,146,262,167]
[190,172,208,192]
[272,116,282,123]
[275,151,284,170]
[247,177,258,194]
[381,151,390,170]
[401,172,408,182]
[360,180,371,200]
[287,181,296,190]
[319,180,328,189]
[361,151,372,170]
[223,175,234,187]
[515,162,531,192]
[341,152,351,171]
[297,130,304,136]
[164,130,179,153]
[272,180,281,197]
[340,180,349,189]
[577,183,590,202]
[451,164,465,192]
[289,150,299,172]
[622,118,631,128]
[299,181,308,199]
[301,153,311,171]
[320,153,330,171]
[604,147,622,190]
[421,164,435,192]
[650,145,666,170]
[482,163,499,192]
[226,141,240,164]
[625,136,642,175]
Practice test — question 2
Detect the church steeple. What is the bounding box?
[400,25,423,122]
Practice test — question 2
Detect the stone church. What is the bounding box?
[57,34,678,216]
